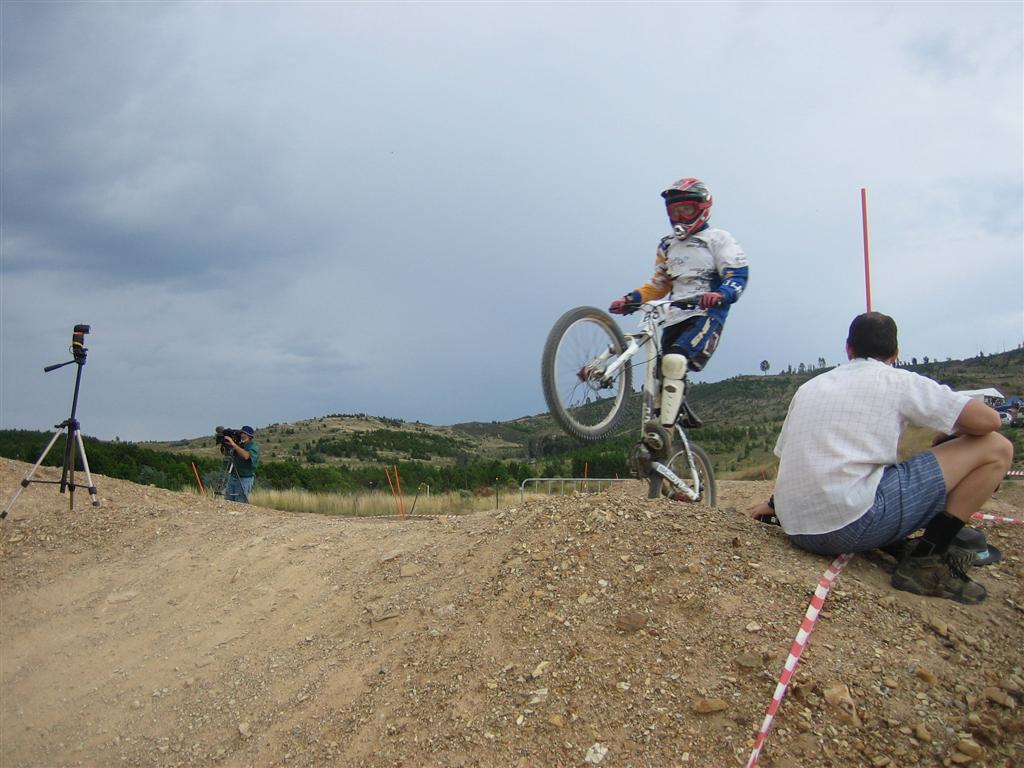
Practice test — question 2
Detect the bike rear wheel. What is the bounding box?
[647,440,717,507]
[541,306,633,442]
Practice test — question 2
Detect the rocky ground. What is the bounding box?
[1,457,1022,767]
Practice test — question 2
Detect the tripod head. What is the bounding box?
[44,324,90,373]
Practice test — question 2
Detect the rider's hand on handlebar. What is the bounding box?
[609,296,639,315]
[699,292,725,309]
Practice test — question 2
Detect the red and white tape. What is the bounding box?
[745,552,855,768]
[747,501,1024,764]
[972,512,1024,525]
[336,513,461,522]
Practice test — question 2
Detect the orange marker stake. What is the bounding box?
[861,188,872,312]
[393,465,406,519]
[385,467,400,516]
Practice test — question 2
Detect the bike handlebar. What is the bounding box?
[623,296,722,312]
[614,295,724,318]
[670,295,723,309]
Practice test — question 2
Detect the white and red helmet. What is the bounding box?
[661,178,712,239]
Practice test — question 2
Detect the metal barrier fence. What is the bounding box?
[519,477,631,502]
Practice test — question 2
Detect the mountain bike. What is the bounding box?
[541,298,717,506]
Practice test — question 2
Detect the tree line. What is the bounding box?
[0,429,613,496]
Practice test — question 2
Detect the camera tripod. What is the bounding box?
[215,455,250,503]
[2,325,101,520]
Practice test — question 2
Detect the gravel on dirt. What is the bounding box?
[2,458,1022,767]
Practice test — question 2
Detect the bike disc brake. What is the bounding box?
[641,421,672,461]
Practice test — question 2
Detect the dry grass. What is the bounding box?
[721,460,778,481]
[245,487,555,517]
[898,424,939,461]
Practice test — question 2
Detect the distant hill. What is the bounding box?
[144,346,1022,480]
[149,414,531,467]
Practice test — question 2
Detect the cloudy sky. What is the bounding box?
[2,2,1021,442]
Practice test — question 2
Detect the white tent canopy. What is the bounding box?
[957,388,1005,404]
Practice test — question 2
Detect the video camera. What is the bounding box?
[71,324,90,360]
[215,426,246,455]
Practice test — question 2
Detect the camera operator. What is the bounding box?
[223,426,260,503]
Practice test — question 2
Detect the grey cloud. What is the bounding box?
[1,2,1020,440]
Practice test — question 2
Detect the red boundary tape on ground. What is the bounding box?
[745,552,855,768]
[747,504,1021,766]
[973,512,1023,525]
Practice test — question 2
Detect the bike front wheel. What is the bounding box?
[541,306,633,442]
[648,441,717,508]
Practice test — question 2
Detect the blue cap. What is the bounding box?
[241,425,256,437]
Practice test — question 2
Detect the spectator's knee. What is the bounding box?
[991,431,1013,469]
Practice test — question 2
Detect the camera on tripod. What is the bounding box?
[215,426,246,454]
[71,324,90,362]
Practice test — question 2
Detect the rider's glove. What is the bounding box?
[609,292,641,315]
[699,292,725,310]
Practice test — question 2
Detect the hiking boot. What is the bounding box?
[891,547,987,604]
[879,537,911,561]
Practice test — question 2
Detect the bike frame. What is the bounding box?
[611,299,709,501]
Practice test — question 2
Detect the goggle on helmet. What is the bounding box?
[661,178,712,239]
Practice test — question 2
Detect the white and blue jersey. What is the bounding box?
[629,226,748,325]
[623,225,749,371]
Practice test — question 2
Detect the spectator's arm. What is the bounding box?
[952,399,1001,436]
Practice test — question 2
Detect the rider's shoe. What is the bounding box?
[629,442,652,478]
[678,400,703,429]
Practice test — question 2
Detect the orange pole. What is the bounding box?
[384,467,400,515]
[861,187,872,312]
[393,465,406,519]
[191,462,206,495]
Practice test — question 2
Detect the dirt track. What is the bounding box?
[1,457,1022,767]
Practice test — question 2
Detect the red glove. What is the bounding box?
[699,292,725,309]
[609,296,638,315]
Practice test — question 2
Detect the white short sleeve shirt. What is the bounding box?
[773,359,970,535]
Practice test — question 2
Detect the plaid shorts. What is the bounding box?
[788,451,947,556]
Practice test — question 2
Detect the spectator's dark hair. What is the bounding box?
[847,312,898,360]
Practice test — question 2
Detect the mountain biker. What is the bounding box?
[609,178,748,429]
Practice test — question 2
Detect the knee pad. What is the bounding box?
[661,353,688,381]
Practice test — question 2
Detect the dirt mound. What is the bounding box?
[2,457,1022,767]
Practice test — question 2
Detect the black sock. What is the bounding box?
[912,512,965,557]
